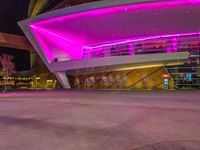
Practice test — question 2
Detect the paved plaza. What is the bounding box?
[0,90,200,150]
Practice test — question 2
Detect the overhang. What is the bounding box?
[19,0,200,66]
[51,52,189,74]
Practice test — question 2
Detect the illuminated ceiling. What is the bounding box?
[21,0,200,63]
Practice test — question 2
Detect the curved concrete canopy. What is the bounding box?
[19,0,200,63]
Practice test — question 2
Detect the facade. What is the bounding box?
[19,0,200,90]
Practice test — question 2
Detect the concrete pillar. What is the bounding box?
[54,72,71,89]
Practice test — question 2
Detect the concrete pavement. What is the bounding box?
[0,90,200,150]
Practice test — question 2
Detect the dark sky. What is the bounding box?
[0,0,30,71]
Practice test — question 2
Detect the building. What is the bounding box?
[19,0,200,90]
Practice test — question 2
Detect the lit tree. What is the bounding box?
[0,54,16,92]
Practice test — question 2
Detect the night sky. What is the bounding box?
[0,0,30,71]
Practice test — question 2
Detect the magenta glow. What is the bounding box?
[29,0,200,62]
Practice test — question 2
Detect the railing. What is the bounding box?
[52,33,200,63]
[83,33,200,59]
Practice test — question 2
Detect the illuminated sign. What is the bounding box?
[162,74,170,78]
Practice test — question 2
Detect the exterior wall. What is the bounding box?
[69,66,174,89]
[166,60,200,89]
[31,73,59,89]
[30,51,59,89]
[0,73,59,90]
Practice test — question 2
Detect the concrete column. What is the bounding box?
[54,72,71,89]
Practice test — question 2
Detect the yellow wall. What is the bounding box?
[70,66,174,90]
[31,73,58,89]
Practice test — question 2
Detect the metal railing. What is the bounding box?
[83,33,200,59]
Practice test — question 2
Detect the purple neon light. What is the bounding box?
[83,32,200,50]
[30,25,83,62]
[29,0,200,63]
[31,0,199,26]
[31,25,76,44]
[83,32,200,59]
[172,37,177,52]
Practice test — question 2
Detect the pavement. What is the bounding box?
[0,90,200,150]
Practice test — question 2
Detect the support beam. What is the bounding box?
[54,72,71,89]
[0,32,33,51]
